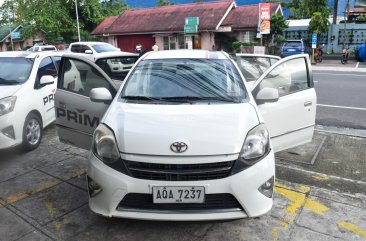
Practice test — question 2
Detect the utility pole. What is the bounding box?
[75,0,81,42]
[7,11,14,51]
[343,0,350,48]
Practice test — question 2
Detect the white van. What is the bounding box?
[55,50,316,220]
[0,51,62,151]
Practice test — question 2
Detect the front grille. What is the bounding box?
[117,193,243,212]
[124,160,234,181]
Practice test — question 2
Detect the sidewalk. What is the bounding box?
[0,126,365,241]
[311,59,366,72]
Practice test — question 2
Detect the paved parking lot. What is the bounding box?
[1,125,366,241]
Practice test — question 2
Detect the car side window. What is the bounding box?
[253,58,309,98]
[80,45,91,53]
[60,58,114,97]
[70,44,80,53]
[53,56,62,70]
[35,57,58,89]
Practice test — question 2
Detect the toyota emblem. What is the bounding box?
[170,142,188,153]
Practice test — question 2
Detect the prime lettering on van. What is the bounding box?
[43,94,54,105]
[56,107,99,127]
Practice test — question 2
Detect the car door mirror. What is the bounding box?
[85,50,93,54]
[40,75,54,86]
[90,87,112,103]
[255,87,279,104]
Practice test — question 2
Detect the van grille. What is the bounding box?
[117,193,243,212]
[124,160,234,181]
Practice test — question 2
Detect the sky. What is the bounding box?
[125,0,357,17]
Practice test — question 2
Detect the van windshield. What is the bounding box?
[0,57,34,85]
[121,58,247,104]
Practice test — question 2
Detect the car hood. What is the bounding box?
[104,103,260,156]
[0,85,22,99]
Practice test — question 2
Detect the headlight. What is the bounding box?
[0,96,16,116]
[92,124,120,164]
[240,123,270,161]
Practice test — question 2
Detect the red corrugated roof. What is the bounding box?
[222,3,281,29]
[91,16,118,35]
[106,1,234,34]
[349,8,366,13]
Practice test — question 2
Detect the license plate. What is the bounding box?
[288,49,296,52]
[152,186,205,203]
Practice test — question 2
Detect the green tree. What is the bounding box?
[309,12,328,34]
[157,0,174,6]
[269,14,288,44]
[0,0,128,43]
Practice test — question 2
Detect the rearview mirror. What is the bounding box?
[90,88,112,103]
[85,50,93,54]
[255,87,279,104]
[40,75,54,86]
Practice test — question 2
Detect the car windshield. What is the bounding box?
[284,41,302,47]
[237,56,278,82]
[92,44,119,53]
[0,57,34,85]
[121,58,247,104]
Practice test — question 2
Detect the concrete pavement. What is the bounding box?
[0,125,365,241]
[311,59,366,72]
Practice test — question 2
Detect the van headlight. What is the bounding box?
[92,124,120,164]
[0,96,16,116]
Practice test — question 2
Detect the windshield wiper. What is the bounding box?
[122,95,163,102]
[163,96,239,103]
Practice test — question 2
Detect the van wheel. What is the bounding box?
[22,113,43,151]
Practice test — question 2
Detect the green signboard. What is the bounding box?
[184,24,198,34]
[185,17,199,25]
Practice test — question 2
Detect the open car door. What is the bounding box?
[251,54,316,152]
[55,55,118,150]
[236,54,280,83]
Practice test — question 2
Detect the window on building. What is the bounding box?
[163,36,169,50]
[178,35,185,49]
[240,31,255,43]
[169,36,177,49]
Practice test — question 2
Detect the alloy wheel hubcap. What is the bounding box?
[26,119,41,145]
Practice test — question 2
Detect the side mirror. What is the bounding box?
[90,87,112,103]
[85,50,93,54]
[255,87,279,104]
[40,75,54,86]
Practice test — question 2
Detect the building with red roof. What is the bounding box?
[91,1,282,53]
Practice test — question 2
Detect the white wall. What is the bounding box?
[201,32,215,50]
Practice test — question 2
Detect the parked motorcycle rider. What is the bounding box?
[342,46,350,64]
[315,44,324,63]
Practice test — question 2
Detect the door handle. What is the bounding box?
[304,101,312,107]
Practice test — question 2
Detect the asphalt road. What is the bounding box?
[313,70,366,130]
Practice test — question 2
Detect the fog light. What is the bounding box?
[2,126,15,139]
[87,176,102,197]
[258,176,274,198]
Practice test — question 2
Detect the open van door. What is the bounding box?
[251,54,316,152]
[55,55,118,150]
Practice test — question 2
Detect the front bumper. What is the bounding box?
[0,112,23,149]
[87,151,275,221]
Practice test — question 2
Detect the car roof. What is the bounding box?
[142,50,229,60]
[0,51,62,59]
[70,41,111,46]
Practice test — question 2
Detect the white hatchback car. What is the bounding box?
[55,50,316,220]
[0,51,62,150]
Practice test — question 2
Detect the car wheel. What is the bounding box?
[22,113,43,151]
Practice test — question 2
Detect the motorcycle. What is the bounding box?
[341,48,349,64]
[314,44,324,63]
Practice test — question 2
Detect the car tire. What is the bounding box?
[22,113,43,151]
